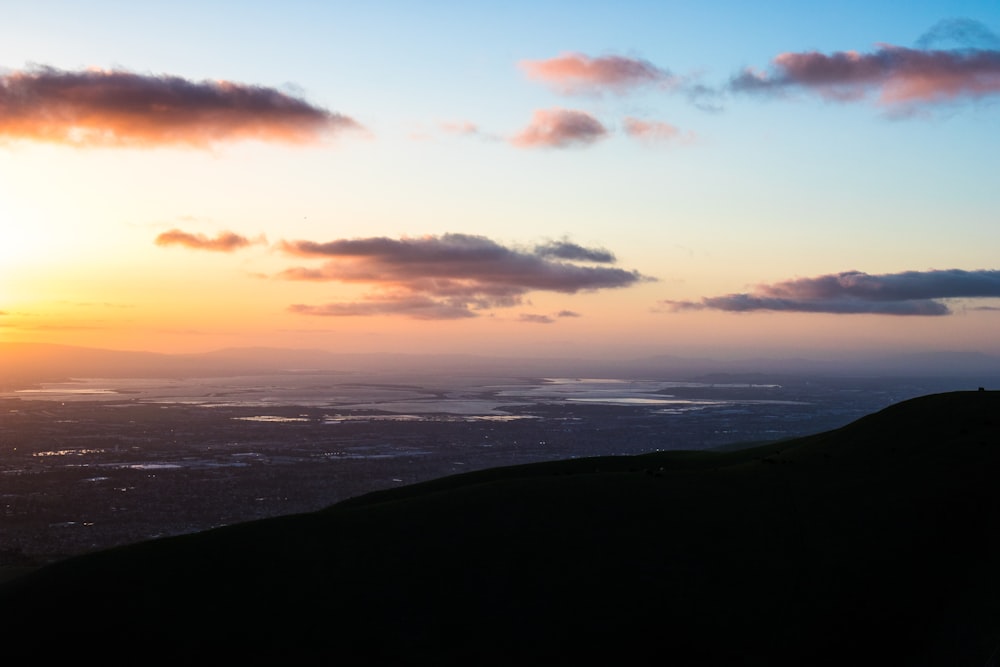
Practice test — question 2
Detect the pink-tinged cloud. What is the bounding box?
[154,229,261,252]
[623,117,678,140]
[277,233,650,320]
[622,117,697,145]
[510,108,607,148]
[440,120,480,135]
[730,45,1000,110]
[520,53,674,94]
[664,269,1000,316]
[0,66,361,147]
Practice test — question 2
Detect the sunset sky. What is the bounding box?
[3,1,1000,362]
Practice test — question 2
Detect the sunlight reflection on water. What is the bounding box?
[2,374,797,418]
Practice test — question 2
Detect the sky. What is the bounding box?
[2,1,1000,362]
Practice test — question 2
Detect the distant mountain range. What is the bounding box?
[2,390,998,664]
[4,342,1000,389]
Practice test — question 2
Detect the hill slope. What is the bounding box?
[1,391,998,664]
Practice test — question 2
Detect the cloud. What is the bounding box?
[510,108,608,148]
[534,239,615,263]
[730,41,1000,111]
[520,53,675,95]
[278,233,649,320]
[663,269,1000,316]
[289,296,476,320]
[154,229,262,252]
[916,18,1000,50]
[623,117,679,141]
[435,119,503,143]
[518,309,582,323]
[440,120,481,136]
[1,321,110,331]
[0,65,361,147]
[622,117,697,144]
[518,313,555,324]
[683,81,727,112]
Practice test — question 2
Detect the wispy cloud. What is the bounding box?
[730,35,1000,112]
[520,53,675,95]
[440,120,482,136]
[516,309,582,323]
[0,66,362,147]
[154,229,263,252]
[622,117,696,144]
[510,108,608,148]
[518,313,555,324]
[278,233,649,320]
[663,269,1000,316]
[434,119,503,143]
[916,18,1000,50]
[0,320,111,332]
[289,296,476,320]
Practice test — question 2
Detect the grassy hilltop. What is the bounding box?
[1,391,998,664]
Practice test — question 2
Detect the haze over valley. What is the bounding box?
[3,343,995,566]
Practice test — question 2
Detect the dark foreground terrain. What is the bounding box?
[1,391,998,665]
[2,372,922,566]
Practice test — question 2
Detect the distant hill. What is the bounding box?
[1,391,998,664]
[4,342,1000,390]
[0,343,342,388]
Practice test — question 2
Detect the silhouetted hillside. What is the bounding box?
[1,391,998,665]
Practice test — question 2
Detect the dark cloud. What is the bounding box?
[155,229,261,252]
[510,108,608,148]
[533,240,615,263]
[289,297,476,320]
[278,233,649,320]
[519,53,676,95]
[730,41,1000,111]
[667,294,949,316]
[0,66,361,147]
[663,269,1000,316]
[557,310,581,318]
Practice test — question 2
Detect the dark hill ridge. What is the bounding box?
[1,391,998,665]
